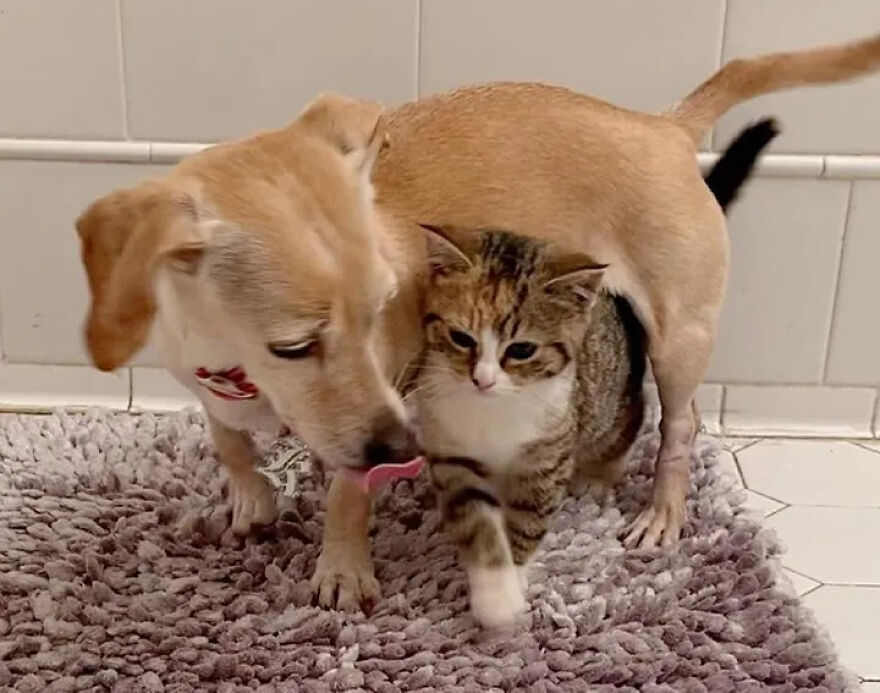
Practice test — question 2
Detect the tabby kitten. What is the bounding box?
[413,225,645,628]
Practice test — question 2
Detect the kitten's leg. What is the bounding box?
[505,462,571,588]
[207,413,278,536]
[431,459,525,628]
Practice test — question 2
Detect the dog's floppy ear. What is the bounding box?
[542,253,608,302]
[418,224,479,274]
[75,180,206,371]
[299,92,389,177]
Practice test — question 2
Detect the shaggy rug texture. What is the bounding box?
[0,409,855,692]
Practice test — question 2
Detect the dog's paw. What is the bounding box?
[468,565,527,628]
[310,543,381,613]
[622,498,685,549]
[228,471,278,536]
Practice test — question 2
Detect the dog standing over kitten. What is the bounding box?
[414,120,779,627]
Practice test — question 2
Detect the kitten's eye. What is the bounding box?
[268,340,317,360]
[448,329,476,350]
[504,341,538,361]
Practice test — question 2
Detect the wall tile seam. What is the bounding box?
[3,139,880,177]
[820,182,855,384]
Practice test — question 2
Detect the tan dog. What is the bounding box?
[77,34,880,610]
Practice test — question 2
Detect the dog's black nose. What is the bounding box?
[363,411,420,467]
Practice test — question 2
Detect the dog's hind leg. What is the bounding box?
[623,322,714,548]
[619,184,727,549]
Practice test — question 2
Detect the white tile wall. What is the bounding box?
[723,385,875,437]
[717,0,880,154]
[0,364,129,411]
[121,0,419,141]
[826,182,880,385]
[0,2,879,431]
[0,0,125,138]
[420,0,725,115]
[130,368,199,413]
[0,161,166,364]
[708,179,850,383]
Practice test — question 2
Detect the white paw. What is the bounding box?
[228,471,278,535]
[310,543,381,613]
[468,565,527,628]
[517,564,530,593]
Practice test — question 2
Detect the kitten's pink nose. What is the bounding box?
[472,370,496,391]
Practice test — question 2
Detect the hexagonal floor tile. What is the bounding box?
[739,440,880,506]
[781,569,820,597]
[717,436,759,453]
[743,490,785,517]
[804,585,880,680]
[767,506,880,584]
[716,448,744,487]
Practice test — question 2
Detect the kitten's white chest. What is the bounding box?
[418,378,570,474]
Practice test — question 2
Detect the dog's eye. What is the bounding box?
[448,329,476,350]
[268,340,317,359]
[504,341,538,361]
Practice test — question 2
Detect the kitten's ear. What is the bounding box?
[419,224,475,273]
[543,254,608,301]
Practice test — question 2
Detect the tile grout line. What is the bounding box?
[820,180,854,383]
[414,0,423,99]
[871,390,880,439]
[709,0,730,151]
[114,0,131,140]
[852,440,880,456]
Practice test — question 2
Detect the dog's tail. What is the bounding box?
[668,33,880,146]
[703,118,779,212]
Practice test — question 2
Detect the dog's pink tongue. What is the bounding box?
[346,456,425,494]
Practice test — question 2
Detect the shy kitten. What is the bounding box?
[413,225,645,627]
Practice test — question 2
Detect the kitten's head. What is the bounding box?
[419,225,607,397]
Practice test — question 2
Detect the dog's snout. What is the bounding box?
[363,411,420,467]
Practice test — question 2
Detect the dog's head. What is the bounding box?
[76,93,418,470]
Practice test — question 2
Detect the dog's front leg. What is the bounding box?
[207,413,278,535]
[311,472,380,612]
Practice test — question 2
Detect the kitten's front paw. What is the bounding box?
[228,470,278,535]
[468,566,527,628]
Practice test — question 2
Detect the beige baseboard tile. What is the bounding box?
[130,367,200,413]
[722,385,876,438]
[643,383,723,435]
[0,364,130,412]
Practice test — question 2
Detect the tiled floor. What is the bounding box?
[717,436,880,687]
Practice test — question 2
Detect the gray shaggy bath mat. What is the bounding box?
[0,409,854,692]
